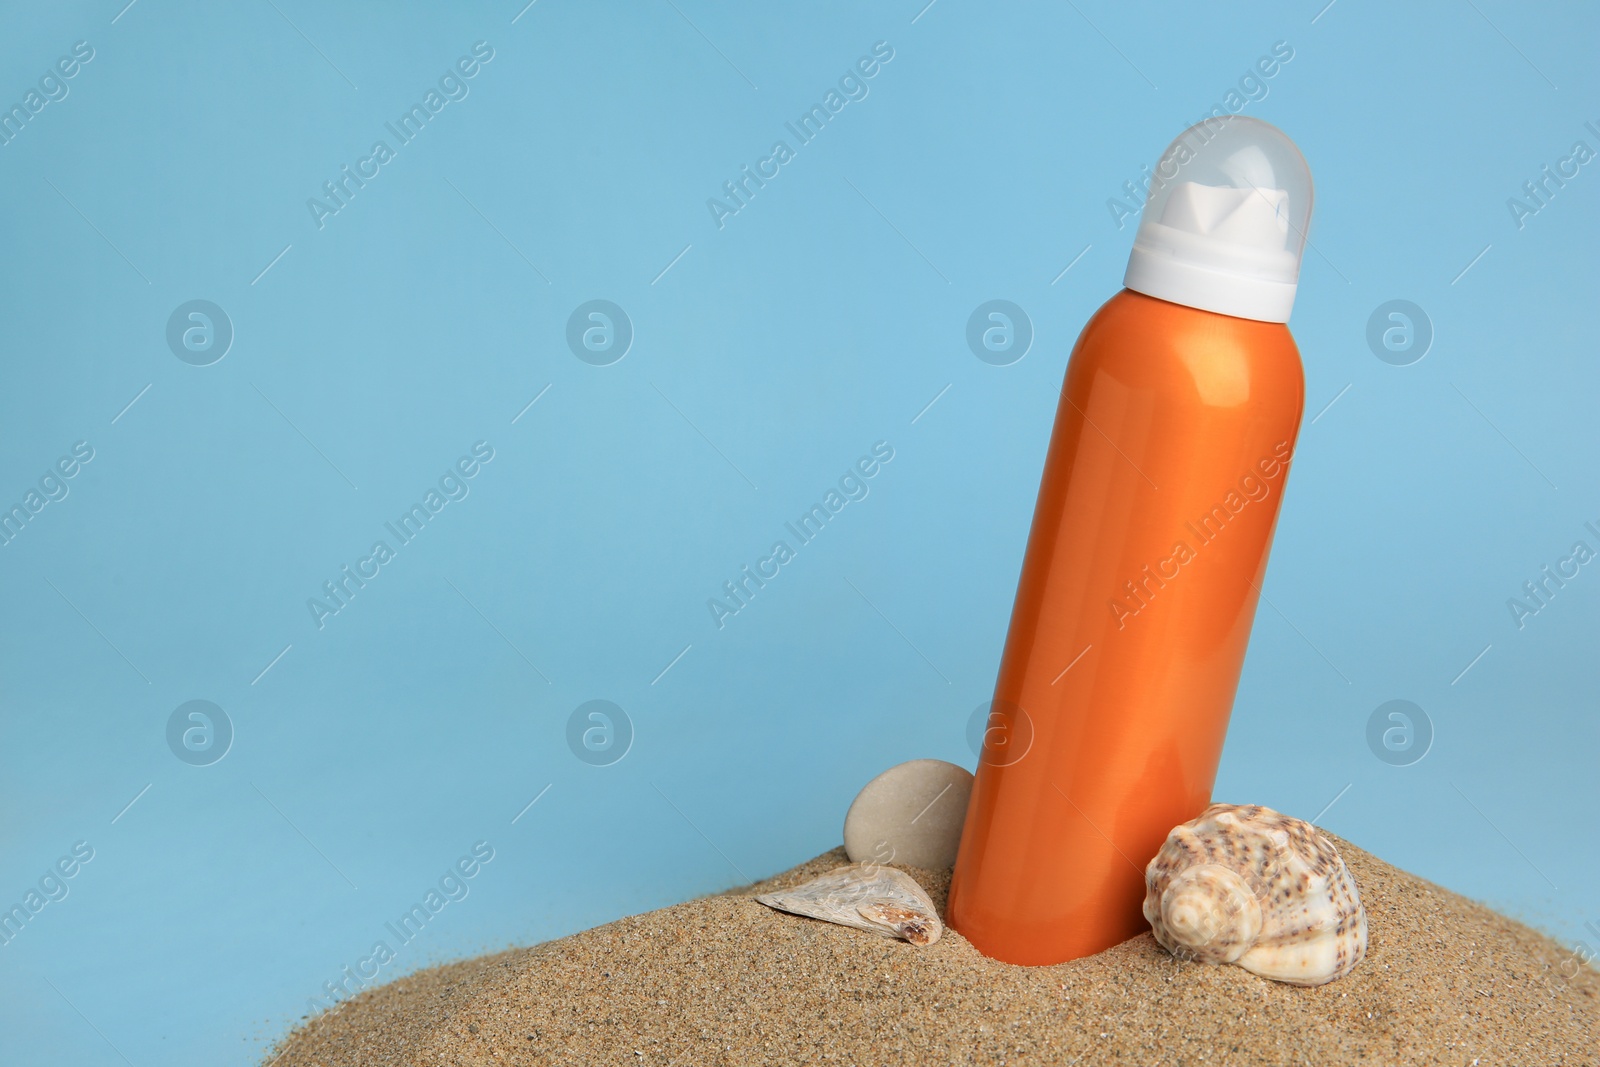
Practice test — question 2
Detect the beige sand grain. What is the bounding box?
[268,838,1597,1066]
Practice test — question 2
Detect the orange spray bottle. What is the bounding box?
[948,117,1315,965]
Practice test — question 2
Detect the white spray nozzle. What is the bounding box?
[1123,116,1313,322]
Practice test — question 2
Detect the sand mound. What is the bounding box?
[268,838,1597,1065]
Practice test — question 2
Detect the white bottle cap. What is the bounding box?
[1123,116,1313,323]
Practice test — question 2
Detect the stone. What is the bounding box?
[842,759,974,869]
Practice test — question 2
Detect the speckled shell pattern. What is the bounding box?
[1142,804,1368,986]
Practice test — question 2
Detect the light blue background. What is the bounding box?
[2,2,1595,1063]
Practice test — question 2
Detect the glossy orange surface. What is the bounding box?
[947,289,1305,966]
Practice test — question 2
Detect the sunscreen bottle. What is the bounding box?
[948,117,1314,966]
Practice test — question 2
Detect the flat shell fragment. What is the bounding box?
[755,864,942,946]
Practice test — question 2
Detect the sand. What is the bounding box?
[268,838,1597,1066]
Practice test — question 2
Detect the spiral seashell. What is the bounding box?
[1142,804,1367,986]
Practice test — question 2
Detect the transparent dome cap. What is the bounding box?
[1123,116,1313,322]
